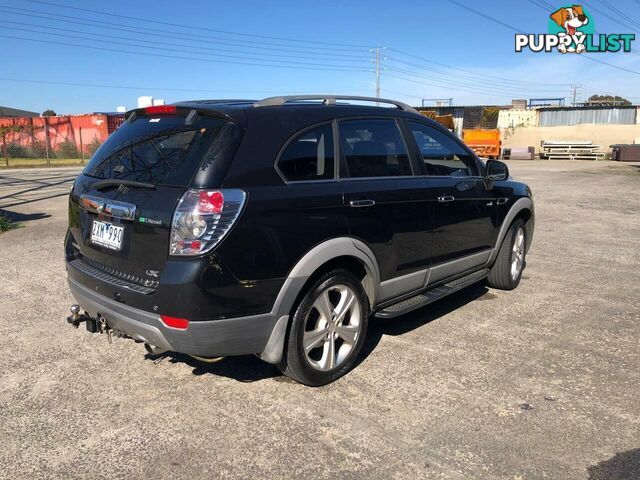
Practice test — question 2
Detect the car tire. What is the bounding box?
[487,218,527,291]
[278,268,370,386]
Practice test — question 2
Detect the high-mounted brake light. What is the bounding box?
[170,189,246,256]
[144,105,177,115]
[160,315,190,330]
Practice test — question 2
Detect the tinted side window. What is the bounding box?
[278,124,334,181]
[339,119,412,178]
[408,122,478,177]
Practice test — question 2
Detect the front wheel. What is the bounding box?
[278,269,369,386]
[487,218,527,290]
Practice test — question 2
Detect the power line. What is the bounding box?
[526,0,554,11]
[445,0,640,76]
[384,73,526,100]
[0,34,371,72]
[5,0,636,103]
[387,48,572,87]
[385,72,526,98]
[21,0,376,49]
[599,0,640,28]
[578,3,640,58]
[0,25,371,68]
[0,77,345,97]
[0,19,368,62]
[445,0,525,33]
[3,5,368,53]
[585,1,640,33]
[386,66,565,96]
[385,57,570,90]
[0,6,369,55]
[489,1,640,59]
[0,77,262,93]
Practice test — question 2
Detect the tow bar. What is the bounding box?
[67,304,165,354]
[67,304,112,342]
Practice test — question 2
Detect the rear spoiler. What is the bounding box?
[125,105,225,126]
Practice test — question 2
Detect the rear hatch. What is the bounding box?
[67,106,236,288]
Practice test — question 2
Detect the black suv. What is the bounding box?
[65,95,534,386]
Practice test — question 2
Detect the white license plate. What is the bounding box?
[91,220,124,251]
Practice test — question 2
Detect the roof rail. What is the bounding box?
[253,95,419,114]
[176,99,256,105]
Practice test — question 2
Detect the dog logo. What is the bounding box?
[549,5,589,53]
[515,5,635,54]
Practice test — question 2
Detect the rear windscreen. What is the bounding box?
[83,116,228,187]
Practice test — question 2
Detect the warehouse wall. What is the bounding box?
[538,107,637,126]
[501,124,640,154]
[497,109,537,129]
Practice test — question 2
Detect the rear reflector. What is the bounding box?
[144,105,177,115]
[160,315,189,330]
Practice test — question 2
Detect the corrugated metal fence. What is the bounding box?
[538,107,637,126]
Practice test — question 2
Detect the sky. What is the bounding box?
[1,0,640,114]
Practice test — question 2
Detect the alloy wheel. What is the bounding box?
[302,284,362,371]
[511,227,525,281]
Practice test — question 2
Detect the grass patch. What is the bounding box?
[0,213,19,233]
[0,158,85,168]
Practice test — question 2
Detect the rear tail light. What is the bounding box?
[170,189,246,256]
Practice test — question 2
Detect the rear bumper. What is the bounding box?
[68,276,281,357]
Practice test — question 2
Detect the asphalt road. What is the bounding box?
[1,162,639,479]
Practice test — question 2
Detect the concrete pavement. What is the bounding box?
[1,161,639,479]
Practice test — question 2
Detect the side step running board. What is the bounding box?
[375,269,489,319]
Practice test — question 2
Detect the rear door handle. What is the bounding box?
[437,196,455,203]
[349,199,376,208]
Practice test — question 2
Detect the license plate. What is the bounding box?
[91,220,124,251]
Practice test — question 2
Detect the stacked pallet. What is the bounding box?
[540,140,605,161]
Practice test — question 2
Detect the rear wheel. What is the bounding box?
[278,269,369,386]
[487,218,527,290]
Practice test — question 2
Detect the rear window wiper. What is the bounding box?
[92,179,156,190]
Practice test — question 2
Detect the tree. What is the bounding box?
[587,95,632,106]
[42,109,57,117]
[0,125,25,166]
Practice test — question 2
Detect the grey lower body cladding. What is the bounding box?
[68,277,281,357]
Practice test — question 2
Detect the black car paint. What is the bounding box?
[66,102,532,323]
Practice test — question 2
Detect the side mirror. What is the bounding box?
[485,160,509,182]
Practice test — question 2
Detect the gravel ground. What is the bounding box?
[0,161,638,479]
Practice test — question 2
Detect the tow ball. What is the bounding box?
[67,304,104,335]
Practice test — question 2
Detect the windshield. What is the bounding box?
[83,116,228,187]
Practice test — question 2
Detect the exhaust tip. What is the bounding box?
[144,343,166,356]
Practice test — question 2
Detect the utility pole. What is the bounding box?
[370,47,386,99]
[571,84,582,106]
[374,47,380,98]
